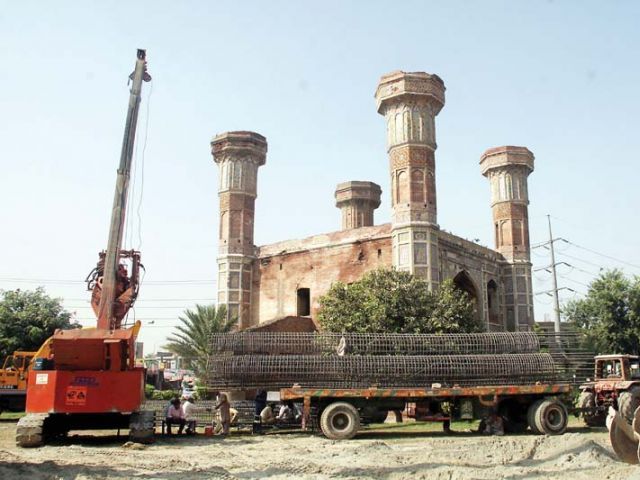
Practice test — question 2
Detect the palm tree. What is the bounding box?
[165,304,235,378]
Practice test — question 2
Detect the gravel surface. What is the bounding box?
[0,421,639,479]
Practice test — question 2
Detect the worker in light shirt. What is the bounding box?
[166,397,186,435]
[182,396,197,435]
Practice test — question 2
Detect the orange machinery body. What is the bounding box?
[26,369,144,414]
[25,325,144,414]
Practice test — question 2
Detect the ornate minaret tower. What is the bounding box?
[480,146,534,330]
[211,131,267,328]
[375,71,445,288]
[335,181,381,230]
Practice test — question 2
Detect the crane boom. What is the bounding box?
[96,49,151,330]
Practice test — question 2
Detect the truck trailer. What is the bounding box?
[207,331,576,440]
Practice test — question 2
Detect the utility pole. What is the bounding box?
[547,215,562,334]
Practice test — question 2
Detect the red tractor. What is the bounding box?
[16,50,154,447]
[578,354,640,428]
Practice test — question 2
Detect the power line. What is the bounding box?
[558,263,600,278]
[556,251,607,271]
[556,273,591,289]
[563,240,640,271]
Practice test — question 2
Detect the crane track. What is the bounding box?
[16,413,49,448]
[129,410,155,444]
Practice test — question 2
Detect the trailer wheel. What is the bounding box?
[578,391,606,427]
[320,402,360,440]
[618,385,640,425]
[533,399,567,435]
[527,399,544,434]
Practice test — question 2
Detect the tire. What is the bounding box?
[618,385,640,425]
[129,410,155,444]
[534,399,568,435]
[320,402,360,440]
[527,399,544,434]
[578,391,606,427]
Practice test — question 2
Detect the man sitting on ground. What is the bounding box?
[276,401,296,423]
[478,411,504,436]
[166,397,186,435]
[260,402,277,426]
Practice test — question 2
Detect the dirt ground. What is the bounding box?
[0,419,639,480]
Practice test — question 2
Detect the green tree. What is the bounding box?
[164,304,235,378]
[0,288,78,359]
[563,269,640,355]
[318,268,482,334]
[428,279,483,333]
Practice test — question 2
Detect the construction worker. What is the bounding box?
[213,392,231,436]
[276,401,296,423]
[260,402,277,426]
[478,410,504,436]
[254,389,267,434]
[182,396,197,435]
[166,397,186,435]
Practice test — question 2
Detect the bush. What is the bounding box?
[195,384,213,400]
[144,384,156,399]
[151,389,180,401]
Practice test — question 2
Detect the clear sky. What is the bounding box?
[1,0,639,351]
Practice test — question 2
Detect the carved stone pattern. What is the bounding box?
[493,202,528,221]
[390,147,433,170]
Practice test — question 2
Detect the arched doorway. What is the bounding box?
[453,271,480,324]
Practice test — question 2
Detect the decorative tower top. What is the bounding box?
[335,181,381,230]
[211,131,267,197]
[375,71,445,151]
[480,146,534,262]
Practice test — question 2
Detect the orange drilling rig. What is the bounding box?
[16,50,154,447]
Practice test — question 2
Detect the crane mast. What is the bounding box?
[96,49,151,330]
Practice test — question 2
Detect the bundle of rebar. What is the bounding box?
[209,331,541,356]
[203,331,598,390]
[206,353,557,389]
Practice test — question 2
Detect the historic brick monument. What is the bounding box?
[211,71,535,332]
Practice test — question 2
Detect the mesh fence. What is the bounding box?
[537,332,595,384]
